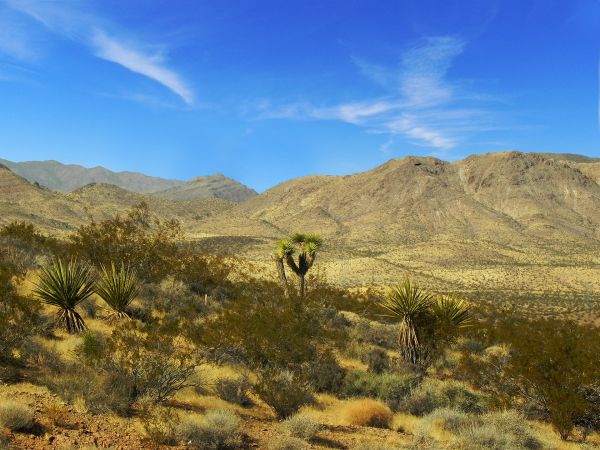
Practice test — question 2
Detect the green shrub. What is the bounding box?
[0,401,34,432]
[305,350,345,393]
[255,369,314,419]
[366,348,390,374]
[404,378,486,416]
[84,321,196,407]
[70,203,182,283]
[460,315,600,439]
[214,376,252,407]
[281,413,321,440]
[342,370,416,411]
[176,409,242,449]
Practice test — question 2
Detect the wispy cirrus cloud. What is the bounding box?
[259,36,500,151]
[92,31,194,105]
[1,0,194,105]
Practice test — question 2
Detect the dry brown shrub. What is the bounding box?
[342,399,393,429]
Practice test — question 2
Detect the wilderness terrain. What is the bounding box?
[3,151,600,315]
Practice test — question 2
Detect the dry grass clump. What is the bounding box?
[280,413,321,440]
[454,410,542,450]
[267,435,309,450]
[404,378,486,416]
[0,400,34,432]
[138,403,179,445]
[342,399,393,429]
[214,375,252,406]
[176,409,242,449]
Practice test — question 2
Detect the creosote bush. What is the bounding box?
[255,369,314,419]
[78,321,196,411]
[460,313,600,440]
[342,399,393,429]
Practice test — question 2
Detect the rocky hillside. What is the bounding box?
[4,152,600,292]
[151,173,257,202]
[0,158,257,202]
[0,159,183,193]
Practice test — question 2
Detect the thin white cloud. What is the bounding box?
[92,31,193,105]
[1,0,194,105]
[259,36,498,151]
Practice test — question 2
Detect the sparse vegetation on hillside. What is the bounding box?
[0,206,598,448]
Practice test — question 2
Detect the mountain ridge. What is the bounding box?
[3,151,600,292]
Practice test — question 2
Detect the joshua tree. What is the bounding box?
[276,233,322,297]
[273,242,290,297]
[95,263,139,319]
[33,258,95,333]
[379,279,473,366]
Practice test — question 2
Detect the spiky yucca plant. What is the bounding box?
[277,233,322,297]
[33,258,95,333]
[95,263,139,319]
[379,278,433,365]
[431,294,474,344]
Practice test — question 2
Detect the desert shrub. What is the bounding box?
[0,401,34,432]
[176,409,242,449]
[353,443,403,450]
[404,378,486,416]
[138,402,179,445]
[414,408,472,440]
[460,314,600,439]
[70,203,182,283]
[78,321,196,410]
[366,348,390,374]
[305,349,345,393]
[255,369,314,418]
[342,399,393,428]
[42,364,131,415]
[344,313,397,348]
[214,375,252,407]
[0,242,44,369]
[267,435,309,450]
[281,413,321,440]
[200,286,327,369]
[342,370,417,411]
[453,410,541,450]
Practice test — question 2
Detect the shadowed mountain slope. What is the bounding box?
[0,158,183,193]
[151,173,257,202]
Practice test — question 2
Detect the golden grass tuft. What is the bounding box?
[341,399,393,429]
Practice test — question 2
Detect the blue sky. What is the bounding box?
[1,0,600,191]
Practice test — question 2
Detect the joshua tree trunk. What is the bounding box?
[273,255,289,297]
[299,274,305,297]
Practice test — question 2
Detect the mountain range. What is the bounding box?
[3,151,600,297]
[0,158,257,201]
